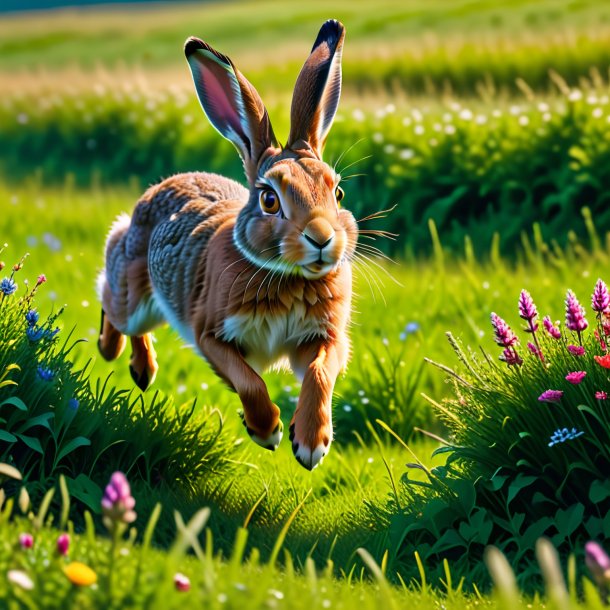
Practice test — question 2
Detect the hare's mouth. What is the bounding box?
[302,261,335,279]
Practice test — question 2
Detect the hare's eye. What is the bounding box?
[335,186,345,204]
[259,189,280,215]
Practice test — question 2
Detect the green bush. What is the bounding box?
[0,250,240,538]
[4,84,610,255]
[372,278,610,591]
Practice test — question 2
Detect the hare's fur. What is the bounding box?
[98,21,355,470]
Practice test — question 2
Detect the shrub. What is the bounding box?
[0,248,241,536]
[373,278,610,590]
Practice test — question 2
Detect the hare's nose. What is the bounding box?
[303,219,335,249]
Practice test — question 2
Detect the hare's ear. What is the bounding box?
[287,20,345,157]
[185,38,277,175]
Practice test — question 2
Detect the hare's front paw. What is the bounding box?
[239,411,283,451]
[289,414,332,471]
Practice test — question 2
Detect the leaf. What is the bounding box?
[589,480,610,503]
[555,503,585,539]
[16,413,54,434]
[0,397,27,411]
[429,528,467,555]
[55,436,91,464]
[507,474,537,506]
[66,474,102,514]
[0,430,17,443]
[15,434,43,455]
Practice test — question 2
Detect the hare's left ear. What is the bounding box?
[185,37,277,181]
[287,20,345,157]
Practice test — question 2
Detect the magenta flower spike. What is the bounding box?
[499,347,523,367]
[491,313,518,347]
[19,533,33,549]
[538,390,563,403]
[585,541,610,588]
[519,290,539,332]
[592,279,610,314]
[102,472,136,531]
[57,533,70,556]
[527,342,543,360]
[543,316,562,339]
[596,391,608,400]
[565,290,588,335]
[567,345,585,356]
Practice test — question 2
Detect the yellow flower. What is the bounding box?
[63,562,97,586]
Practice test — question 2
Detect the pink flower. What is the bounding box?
[538,390,563,403]
[596,391,608,400]
[57,533,70,556]
[19,533,33,549]
[543,316,561,339]
[566,371,587,384]
[565,290,588,333]
[567,345,585,356]
[102,472,136,531]
[519,290,539,332]
[527,342,543,360]
[174,573,191,592]
[499,347,523,367]
[491,313,519,348]
[585,541,610,588]
[36,274,47,285]
[592,279,610,314]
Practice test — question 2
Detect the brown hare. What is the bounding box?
[97,20,357,470]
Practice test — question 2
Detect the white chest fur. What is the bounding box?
[219,308,328,374]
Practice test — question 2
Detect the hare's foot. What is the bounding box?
[129,334,158,391]
[289,410,332,471]
[98,309,127,361]
[239,409,283,451]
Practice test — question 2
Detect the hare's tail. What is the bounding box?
[97,213,162,391]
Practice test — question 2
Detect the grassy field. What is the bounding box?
[3,0,610,607]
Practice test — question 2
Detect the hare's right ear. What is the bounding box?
[185,38,277,176]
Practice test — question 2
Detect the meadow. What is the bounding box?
[3,0,610,607]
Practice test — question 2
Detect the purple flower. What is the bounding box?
[567,345,585,356]
[548,427,584,447]
[0,277,17,296]
[596,391,608,400]
[491,313,518,348]
[538,390,563,403]
[592,279,610,314]
[37,366,54,381]
[57,533,70,556]
[519,290,538,332]
[68,398,79,410]
[566,371,587,384]
[25,309,39,326]
[565,290,588,333]
[527,342,543,359]
[102,472,136,530]
[543,316,562,339]
[499,347,522,366]
[585,541,610,588]
[19,533,33,549]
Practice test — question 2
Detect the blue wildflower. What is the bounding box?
[405,322,420,334]
[44,327,60,340]
[68,398,79,410]
[26,326,45,342]
[548,427,584,447]
[37,366,54,382]
[25,309,39,326]
[0,277,17,296]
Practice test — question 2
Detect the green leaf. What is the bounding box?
[0,430,17,443]
[429,528,467,555]
[55,436,91,463]
[589,480,610,503]
[66,474,102,514]
[16,412,54,434]
[555,503,585,539]
[507,474,537,506]
[15,434,43,455]
[0,397,27,411]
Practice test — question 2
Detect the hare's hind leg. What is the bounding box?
[129,334,158,392]
[98,308,127,361]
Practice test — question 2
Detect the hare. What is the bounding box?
[97,19,356,470]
